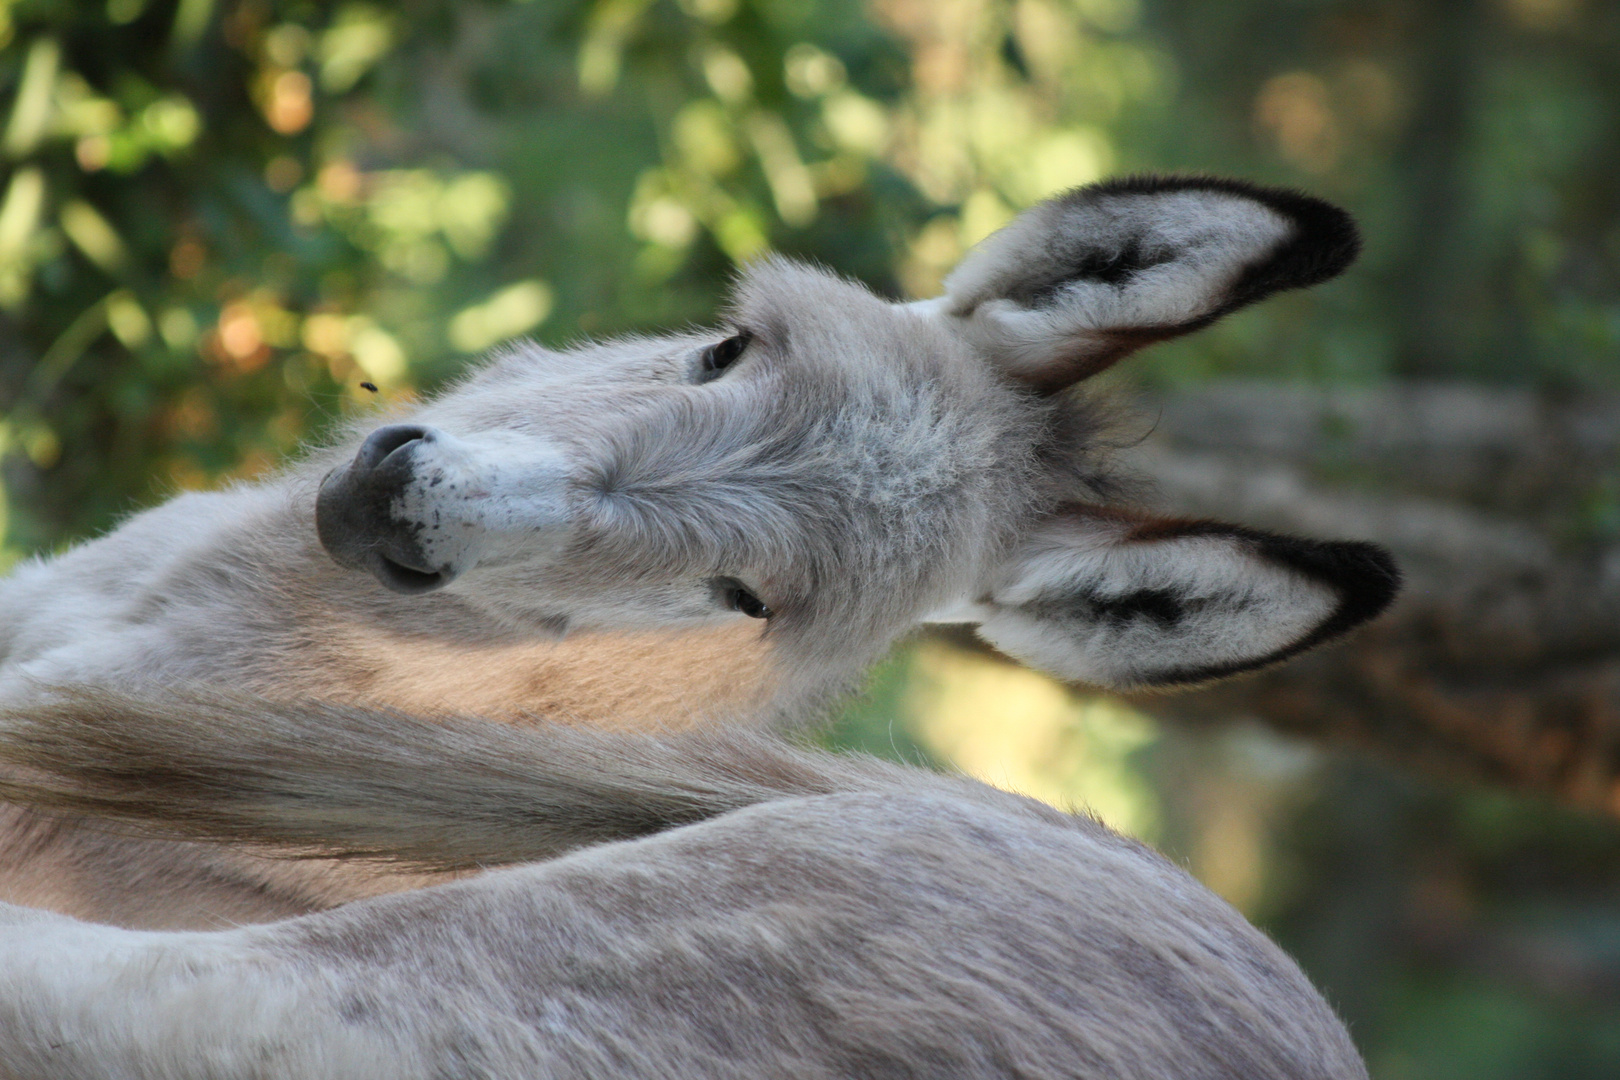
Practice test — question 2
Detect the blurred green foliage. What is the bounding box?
[2,0,1618,1075]
[2,0,1614,554]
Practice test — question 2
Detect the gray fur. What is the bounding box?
[0,179,1393,928]
[0,688,1368,1079]
[0,178,1394,1073]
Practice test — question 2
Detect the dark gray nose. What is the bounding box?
[315,424,453,595]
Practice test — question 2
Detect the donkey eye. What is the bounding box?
[731,588,772,619]
[699,332,752,380]
[713,577,772,619]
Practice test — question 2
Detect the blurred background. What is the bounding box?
[0,0,1617,1074]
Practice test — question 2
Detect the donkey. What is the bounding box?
[0,687,1373,1079]
[0,176,1396,933]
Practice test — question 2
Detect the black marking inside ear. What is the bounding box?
[938,173,1364,396]
[1012,175,1360,322]
[1086,175,1358,284]
[1147,525,1400,687]
[1010,237,1177,306]
[1086,588,1187,629]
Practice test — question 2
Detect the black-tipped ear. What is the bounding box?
[1218,527,1398,670]
[968,509,1399,690]
[928,176,1361,392]
[1195,178,1360,312]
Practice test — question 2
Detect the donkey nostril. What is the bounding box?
[320,422,468,596]
[356,424,431,470]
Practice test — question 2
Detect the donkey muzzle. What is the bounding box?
[316,424,461,594]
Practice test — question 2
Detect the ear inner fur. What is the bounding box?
[1123,520,1400,685]
[941,175,1362,392]
[1073,175,1362,307]
[977,507,1400,690]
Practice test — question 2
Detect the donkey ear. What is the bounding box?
[934,177,1359,391]
[965,508,1398,690]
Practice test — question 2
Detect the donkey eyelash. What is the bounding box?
[695,331,753,382]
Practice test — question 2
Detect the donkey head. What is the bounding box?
[315,177,1395,695]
